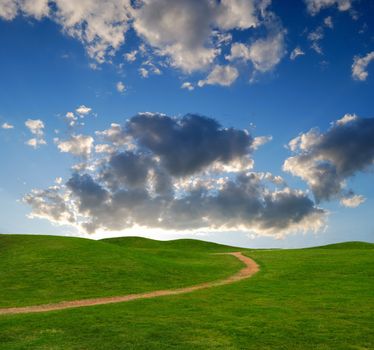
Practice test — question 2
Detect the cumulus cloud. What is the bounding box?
[56,134,94,157]
[0,0,286,85]
[340,194,366,208]
[124,50,137,62]
[305,0,354,15]
[181,82,194,91]
[1,122,14,129]
[198,65,239,87]
[227,31,286,74]
[352,51,374,81]
[25,119,46,148]
[284,114,374,204]
[24,112,326,237]
[76,105,92,116]
[133,0,268,73]
[116,81,126,93]
[64,112,77,127]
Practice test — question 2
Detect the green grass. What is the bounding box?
[0,235,373,349]
[0,235,241,308]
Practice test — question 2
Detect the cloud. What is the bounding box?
[181,82,194,91]
[124,50,137,62]
[324,16,333,28]
[0,0,49,20]
[24,112,326,237]
[139,67,149,78]
[340,194,366,208]
[290,47,305,60]
[25,118,46,148]
[76,105,92,115]
[116,81,126,93]
[0,0,286,85]
[1,122,14,129]
[198,65,239,87]
[308,26,324,54]
[55,134,94,157]
[124,113,254,176]
[23,185,75,225]
[64,112,77,127]
[352,51,374,81]
[284,114,374,203]
[227,31,286,74]
[133,0,267,73]
[305,0,354,15]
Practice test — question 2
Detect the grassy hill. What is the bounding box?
[0,235,373,349]
[0,235,240,308]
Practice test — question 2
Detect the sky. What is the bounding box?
[0,0,373,248]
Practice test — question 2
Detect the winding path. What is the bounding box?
[0,252,259,315]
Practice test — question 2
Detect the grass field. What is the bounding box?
[0,234,373,349]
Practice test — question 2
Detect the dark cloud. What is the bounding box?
[126,113,254,176]
[24,113,326,237]
[284,115,374,203]
[67,174,109,211]
[101,151,153,189]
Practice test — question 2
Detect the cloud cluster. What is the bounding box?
[24,112,326,237]
[25,119,46,148]
[352,51,374,81]
[55,134,94,157]
[0,0,287,85]
[283,114,374,206]
[305,0,354,15]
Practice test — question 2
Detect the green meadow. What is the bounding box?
[0,234,373,349]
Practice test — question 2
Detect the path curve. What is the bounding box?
[0,252,258,315]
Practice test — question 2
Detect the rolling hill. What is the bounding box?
[0,234,373,349]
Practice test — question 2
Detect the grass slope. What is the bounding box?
[0,234,241,308]
[0,236,373,350]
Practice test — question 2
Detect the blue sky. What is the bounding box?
[0,0,373,248]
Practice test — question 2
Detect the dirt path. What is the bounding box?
[0,252,259,315]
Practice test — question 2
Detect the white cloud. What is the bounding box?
[0,0,287,86]
[26,138,47,149]
[95,144,115,154]
[133,0,267,73]
[181,82,194,91]
[76,105,92,115]
[25,119,44,136]
[139,67,149,78]
[308,27,324,54]
[198,65,239,87]
[65,111,78,127]
[305,0,354,15]
[340,194,365,208]
[352,51,374,81]
[56,134,94,157]
[335,113,358,125]
[324,16,333,28]
[227,31,285,74]
[1,122,14,129]
[0,0,49,20]
[116,81,126,93]
[124,50,137,62]
[290,47,305,60]
[25,119,46,148]
[251,135,272,150]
